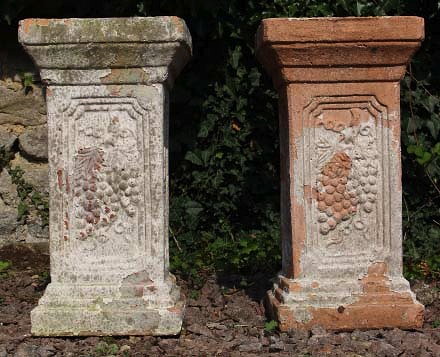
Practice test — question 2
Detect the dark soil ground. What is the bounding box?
[0,245,439,356]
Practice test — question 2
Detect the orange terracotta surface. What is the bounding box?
[256,17,424,88]
[257,17,424,43]
[267,263,424,331]
[256,17,425,331]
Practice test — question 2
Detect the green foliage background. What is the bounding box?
[1,0,439,279]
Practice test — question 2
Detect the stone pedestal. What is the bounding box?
[256,17,425,330]
[19,17,192,336]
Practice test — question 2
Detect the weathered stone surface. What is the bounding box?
[0,169,18,206]
[25,214,49,243]
[10,153,48,195]
[19,124,48,160]
[256,17,425,330]
[0,169,21,247]
[0,84,46,126]
[19,17,192,336]
[0,127,17,152]
[0,33,48,247]
[20,17,192,87]
[0,199,18,236]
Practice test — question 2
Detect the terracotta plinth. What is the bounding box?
[256,17,425,331]
[19,17,191,336]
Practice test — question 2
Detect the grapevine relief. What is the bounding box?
[73,114,141,242]
[315,108,378,246]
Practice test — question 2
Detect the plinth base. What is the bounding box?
[266,266,424,331]
[31,304,184,336]
[31,281,185,336]
[267,291,424,331]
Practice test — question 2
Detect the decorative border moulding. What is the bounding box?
[19,17,192,336]
[256,16,425,331]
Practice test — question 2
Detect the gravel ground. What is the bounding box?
[0,245,439,356]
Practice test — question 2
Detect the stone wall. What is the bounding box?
[0,29,48,247]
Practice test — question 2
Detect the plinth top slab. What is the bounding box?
[256,17,424,44]
[19,17,191,46]
[256,16,424,85]
[18,17,192,83]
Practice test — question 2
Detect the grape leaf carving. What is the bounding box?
[74,147,104,182]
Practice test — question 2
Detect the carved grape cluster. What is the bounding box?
[97,167,140,218]
[73,147,140,240]
[317,152,358,235]
[347,156,378,214]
